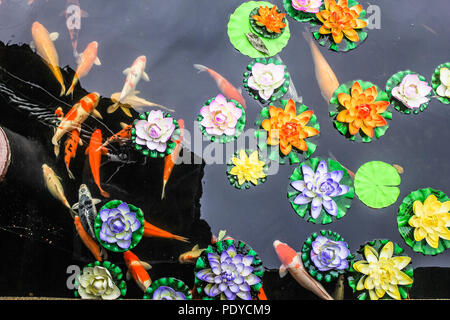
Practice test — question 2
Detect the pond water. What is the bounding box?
[0,0,448,298]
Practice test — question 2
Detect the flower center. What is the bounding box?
[109,217,126,233]
[147,124,162,139]
[281,121,299,138]
[212,110,228,126]
[320,245,336,264]
[320,181,333,193]
[221,270,235,282]
[356,104,371,118]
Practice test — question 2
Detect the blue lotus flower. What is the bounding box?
[196,245,260,300]
[311,236,350,271]
[291,160,349,219]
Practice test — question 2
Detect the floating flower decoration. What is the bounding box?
[131,110,180,157]
[348,240,414,300]
[329,80,392,142]
[292,0,323,13]
[397,188,450,256]
[251,5,287,37]
[143,278,192,300]
[74,261,127,300]
[95,200,145,252]
[255,99,320,164]
[243,58,290,103]
[431,62,450,104]
[227,149,267,189]
[194,239,264,300]
[288,157,353,224]
[227,1,291,58]
[198,94,246,143]
[386,70,432,114]
[283,0,323,22]
[301,230,352,282]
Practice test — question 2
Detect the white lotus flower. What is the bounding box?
[77,266,121,300]
[391,74,432,109]
[248,63,285,100]
[436,67,450,98]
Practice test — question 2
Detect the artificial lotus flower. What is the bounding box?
[436,67,450,98]
[291,160,349,218]
[311,236,350,271]
[292,0,323,13]
[230,150,266,186]
[152,286,186,300]
[248,62,285,100]
[135,110,175,153]
[196,245,261,300]
[200,94,243,136]
[261,99,319,156]
[336,81,389,137]
[77,266,121,300]
[408,195,450,249]
[252,6,287,34]
[316,0,368,44]
[353,241,413,300]
[391,74,432,109]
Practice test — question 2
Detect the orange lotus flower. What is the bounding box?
[252,6,287,34]
[316,0,367,44]
[336,82,389,138]
[261,99,319,156]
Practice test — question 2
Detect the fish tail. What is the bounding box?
[99,188,110,198]
[107,102,120,114]
[302,30,314,45]
[54,144,60,157]
[59,82,66,96]
[161,180,167,200]
[144,222,189,242]
[193,64,208,73]
[66,76,78,97]
[66,166,75,179]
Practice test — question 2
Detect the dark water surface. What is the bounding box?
[0,0,449,297]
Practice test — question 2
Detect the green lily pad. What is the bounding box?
[354,161,401,209]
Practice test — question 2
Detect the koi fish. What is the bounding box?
[123,250,152,292]
[178,244,205,264]
[194,64,246,108]
[64,129,81,179]
[107,55,150,114]
[303,31,339,103]
[72,184,102,239]
[66,41,101,96]
[54,107,64,120]
[85,129,110,198]
[100,122,131,149]
[258,287,268,300]
[30,22,66,96]
[109,91,174,117]
[393,164,404,174]
[63,0,88,59]
[273,240,333,300]
[51,92,101,156]
[143,221,189,242]
[161,119,184,199]
[332,274,345,300]
[74,215,104,261]
[42,164,75,217]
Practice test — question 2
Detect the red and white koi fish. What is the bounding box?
[107,55,150,114]
[63,0,88,59]
[66,41,101,96]
[123,250,152,292]
[64,129,81,179]
[51,92,101,156]
[194,64,246,108]
[85,129,110,198]
[273,240,333,300]
[30,21,66,96]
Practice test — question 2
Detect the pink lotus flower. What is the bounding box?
[392,74,432,109]
[291,0,322,13]
[134,110,175,152]
[200,94,243,136]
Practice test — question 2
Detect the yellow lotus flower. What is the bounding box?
[353,241,413,300]
[230,150,266,186]
[409,195,450,249]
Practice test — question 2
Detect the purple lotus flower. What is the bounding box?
[200,94,242,136]
[99,202,141,249]
[152,286,186,300]
[311,236,350,271]
[196,245,260,300]
[292,0,322,13]
[134,110,175,153]
[291,160,349,219]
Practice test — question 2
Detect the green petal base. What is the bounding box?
[329,80,392,143]
[243,57,291,104]
[348,239,413,300]
[431,62,450,104]
[301,230,353,282]
[283,0,324,22]
[385,70,432,114]
[288,157,354,224]
[95,200,145,253]
[397,188,450,256]
[226,149,268,190]
[143,277,192,300]
[255,99,320,164]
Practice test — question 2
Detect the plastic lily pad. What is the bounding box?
[227,1,291,58]
[431,62,450,104]
[283,0,324,22]
[354,161,401,209]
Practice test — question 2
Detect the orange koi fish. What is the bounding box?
[85,129,110,198]
[123,250,152,292]
[100,122,131,149]
[66,41,101,96]
[74,215,103,261]
[303,31,339,103]
[161,119,184,199]
[194,64,246,108]
[31,21,66,96]
[179,244,205,264]
[64,130,81,179]
[54,107,64,120]
[273,240,333,300]
[143,221,189,242]
[51,92,101,156]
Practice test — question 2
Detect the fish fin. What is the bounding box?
[49,32,59,42]
[131,90,140,95]
[75,52,83,65]
[101,147,109,155]
[67,168,75,179]
[126,271,131,281]
[120,106,133,117]
[217,230,227,242]
[279,265,288,278]
[85,146,90,155]
[139,261,152,270]
[94,56,101,66]
[237,87,242,94]
[100,190,110,198]
[92,198,102,205]
[119,122,128,129]
[100,248,108,260]
[78,139,83,146]
[192,244,200,250]
[71,202,79,211]
[142,72,150,82]
[29,41,35,50]
[107,103,120,114]
[122,67,131,75]
[193,64,208,73]
[54,145,60,157]
[92,109,103,120]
